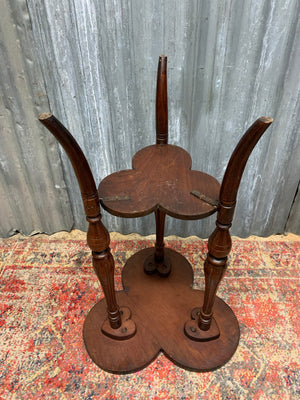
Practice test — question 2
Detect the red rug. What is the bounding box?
[0,232,299,399]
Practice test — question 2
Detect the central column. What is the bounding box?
[144,55,171,276]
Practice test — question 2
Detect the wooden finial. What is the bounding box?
[156,55,168,144]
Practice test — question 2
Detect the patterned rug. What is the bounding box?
[0,231,299,399]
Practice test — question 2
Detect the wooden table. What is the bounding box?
[89,138,240,372]
[39,56,272,373]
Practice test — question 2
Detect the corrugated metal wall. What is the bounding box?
[0,0,74,236]
[1,0,299,238]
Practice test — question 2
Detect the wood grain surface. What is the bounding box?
[99,144,220,220]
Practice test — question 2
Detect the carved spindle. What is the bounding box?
[39,113,136,338]
[144,56,171,276]
[155,56,169,274]
[154,209,166,263]
[154,208,171,276]
[156,55,168,145]
[155,55,168,267]
[185,117,273,340]
[144,208,171,276]
[199,117,273,330]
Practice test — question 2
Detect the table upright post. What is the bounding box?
[185,117,273,340]
[144,55,171,276]
[39,113,136,339]
[156,55,168,145]
[154,208,166,263]
[155,55,168,270]
[198,117,273,331]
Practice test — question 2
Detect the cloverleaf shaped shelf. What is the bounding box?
[99,144,220,220]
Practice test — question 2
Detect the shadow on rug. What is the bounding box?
[0,232,299,399]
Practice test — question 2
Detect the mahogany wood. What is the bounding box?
[83,247,239,373]
[38,113,136,338]
[98,145,220,220]
[98,56,219,275]
[195,117,273,332]
[144,209,171,276]
[156,55,168,145]
[154,208,166,263]
[39,55,273,374]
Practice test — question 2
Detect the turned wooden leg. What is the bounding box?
[86,213,122,330]
[198,216,232,332]
[199,256,227,331]
[87,214,136,339]
[154,208,165,263]
[92,250,120,328]
[39,113,136,340]
[144,209,171,276]
[92,250,136,340]
[185,117,273,341]
[143,55,171,277]
[184,219,230,341]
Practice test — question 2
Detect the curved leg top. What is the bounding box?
[39,113,136,339]
[185,117,273,340]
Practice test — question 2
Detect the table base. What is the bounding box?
[83,248,240,373]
